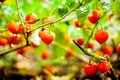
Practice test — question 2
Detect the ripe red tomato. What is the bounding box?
[74,19,80,28]
[97,61,110,73]
[77,38,84,45]
[41,50,50,59]
[87,42,94,49]
[92,10,101,19]
[8,21,20,34]
[103,45,114,55]
[25,13,38,24]
[0,37,8,46]
[8,35,19,44]
[38,29,53,45]
[116,44,120,53]
[95,30,108,44]
[84,64,98,76]
[88,10,101,24]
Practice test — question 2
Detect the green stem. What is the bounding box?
[31,4,81,32]
[84,12,107,48]
[73,40,105,60]
[52,41,66,50]
[0,45,27,56]
[109,62,118,80]
[84,22,99,48]
[15,0,28,42]
[73,39,118,79]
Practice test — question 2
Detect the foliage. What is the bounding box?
[0,0,120,80]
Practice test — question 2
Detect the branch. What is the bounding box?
[73,40,105,60]
[84,12,107,48]
[31,4,81,32]
[73,39,118,79]
[0,45,27,56]
[109,63,118,80]
[15,0,27,41]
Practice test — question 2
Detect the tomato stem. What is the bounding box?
[31,4,82,32]
[84,12,107,48]
[0,45,27,56]
[73,40,105,60]
[15,0,28,44]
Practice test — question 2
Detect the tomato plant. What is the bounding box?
[0,0,120,80]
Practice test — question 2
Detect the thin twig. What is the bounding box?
[109,61,118,80]
[73,40,105,60]
[31,4,81,32]
[0,45,27,56]
[15,0,27,41]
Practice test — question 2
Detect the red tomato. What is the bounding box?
[25,13,38,24]
[97,61,110,73]
[87,42,94,49]
[74,19,80,28]
[88,10,101,24]
[0,37,8,46]
[116,44,120,53]
[103,45,114,55]
[84,64,98,76]
[38,29,53,45]
[77,38,84,45]
[95,30,108,44]
[8,21,20,34]
[41,50,50,59]
[8,35,19,44]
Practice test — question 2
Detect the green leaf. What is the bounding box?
[111,0,120,18]
[91,0,98,10]
[64,0,78,9]
[58,5,68,16]
[76,6,90,25]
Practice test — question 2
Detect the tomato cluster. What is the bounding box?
[84,61,110,76]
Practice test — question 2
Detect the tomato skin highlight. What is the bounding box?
[95,30,108,44]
